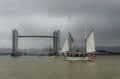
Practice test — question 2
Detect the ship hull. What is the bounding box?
[65,56,93,61]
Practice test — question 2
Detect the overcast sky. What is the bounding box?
[0,0,120,49]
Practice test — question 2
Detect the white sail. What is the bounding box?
[86,29,95,53]
[61,38,69,53]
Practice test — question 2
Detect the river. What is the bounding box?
[0,55,120,79]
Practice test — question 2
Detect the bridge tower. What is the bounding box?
[53,30,60,55]
[12,29,18,53]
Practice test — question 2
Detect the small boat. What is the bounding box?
[48,55,56,58]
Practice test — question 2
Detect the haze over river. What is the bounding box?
[0,55,120,79]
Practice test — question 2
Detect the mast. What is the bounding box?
[84,27,87,39]
[68,15,73,52]
[68,32,72,52]
[85,27,87,53]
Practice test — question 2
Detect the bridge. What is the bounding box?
[12,29,60,56]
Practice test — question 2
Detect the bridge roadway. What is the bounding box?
[18,35,55,38]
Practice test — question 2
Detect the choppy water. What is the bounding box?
[0,55,120,79]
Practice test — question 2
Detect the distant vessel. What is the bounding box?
[60,16,96,61]
[11,52,22,56]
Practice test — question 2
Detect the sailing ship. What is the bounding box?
[63,28,96,61]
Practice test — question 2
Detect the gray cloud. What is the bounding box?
[0,0,120,49]
[1,0,120,17]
